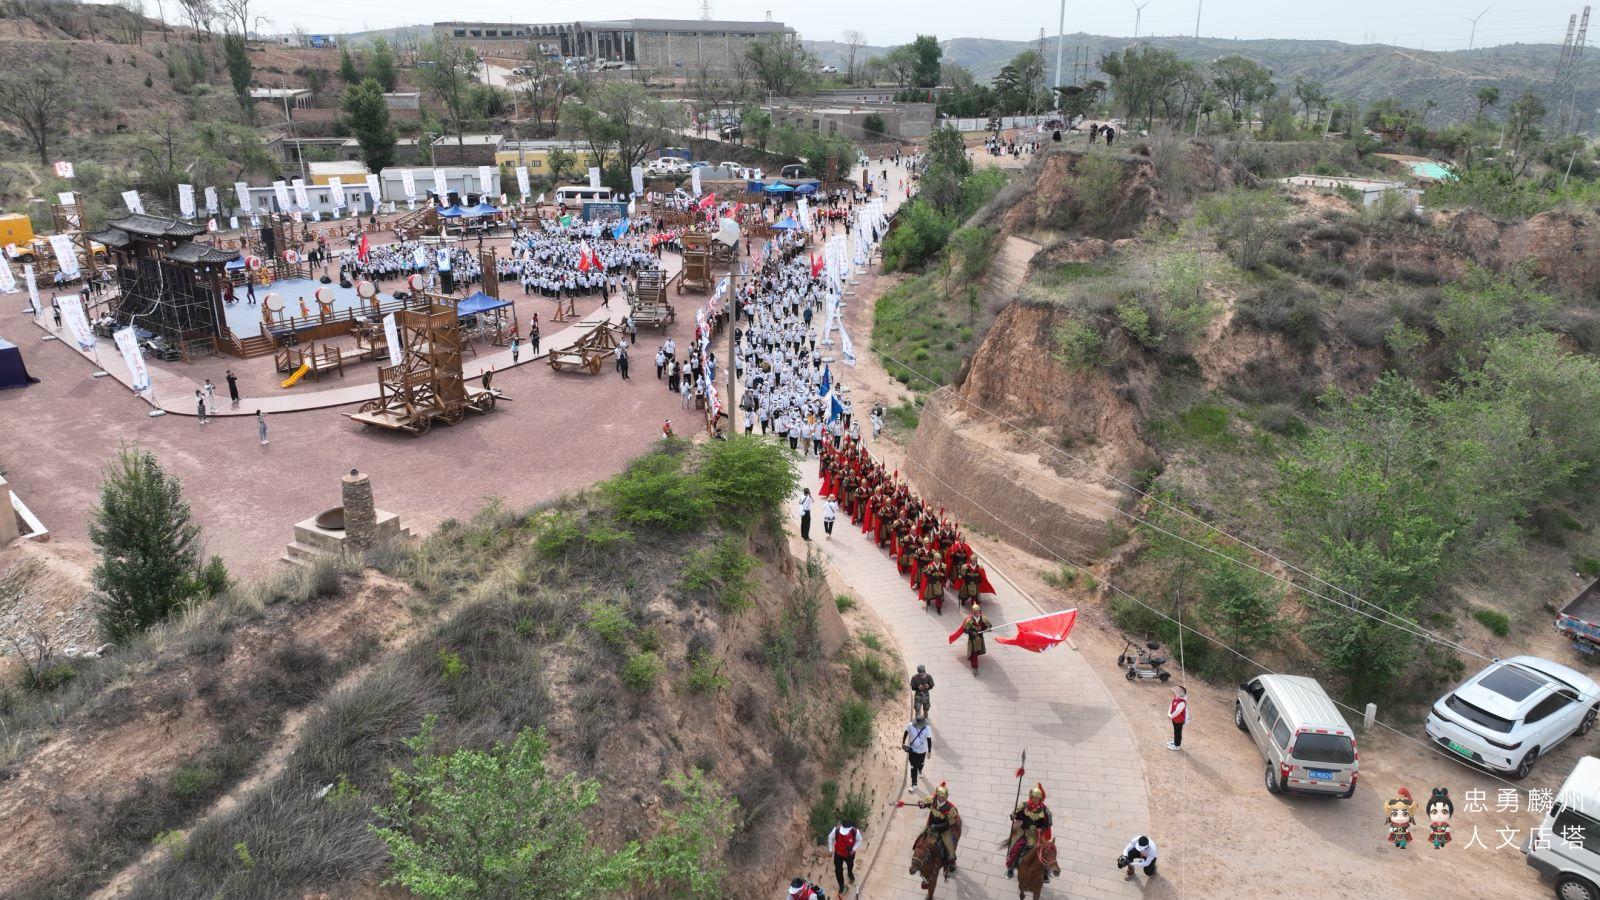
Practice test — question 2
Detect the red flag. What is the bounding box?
[696,192,717,210]
[995,609,1078,653]
[947,618,969,645]
[357,233,370,263]
[578,242,593,272]
[811,253,825,278]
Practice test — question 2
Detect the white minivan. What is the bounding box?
[1526,756,1600,900]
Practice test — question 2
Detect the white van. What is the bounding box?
[553,185,614,208]
[1526,756,1600,900]
[1235,674,1359,798]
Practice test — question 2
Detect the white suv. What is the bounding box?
[1426,656,1600,780]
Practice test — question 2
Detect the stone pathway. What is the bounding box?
[803,462,1151,900]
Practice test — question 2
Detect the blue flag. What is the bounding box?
[613,219,630,239]
[829,393,844,423]
[818,365,831,397]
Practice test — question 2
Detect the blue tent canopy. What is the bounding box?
[466,201,500,217]
[793,182,818,195]
[772,216,801,230]
[764,183,795,193]
[0,336,36,390]
[437,204,467,218]
[745,180,766,194]
[456,291,512,316]
[225,257,247,270]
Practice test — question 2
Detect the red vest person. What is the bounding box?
[828,819,861,895]
[787,875,827,899]
[1167,685,1188,751]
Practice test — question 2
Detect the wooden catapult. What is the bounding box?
[547,322,623,375]
[347,302,500,436]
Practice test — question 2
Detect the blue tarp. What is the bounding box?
[0,336,35,390]
[456,291,511,316]
[746,180,767,194]
[772,216,801,230]
[225,257,247,270]
[764,183,794,193]
[437,204,467,218]
[466,202,500,217]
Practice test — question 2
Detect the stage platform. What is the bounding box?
[221,277,399,339]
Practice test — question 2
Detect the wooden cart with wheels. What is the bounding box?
[347,301,503,435]
[547,322,622,375]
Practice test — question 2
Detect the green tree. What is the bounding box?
[1211,55,1274,127]
[746,35,815,96]
[372,720,639,899]
[1506,90,1547,175]
[222,32,253,121]
[991,49,1046,115]
[861,112,886,138]
[89,447,206,642]
[1475,86,1501,118]
[417,38,480,151]
[740,102,772,149]
[338,45,361,84]
[369,38,398,92]
[342,77,397,170]
[908,34,943,88]
[636,769,739,899]
[918,124,972,214]
[546,146,574,183]
[1098,46,1192,129]
[1055,79,1106,120]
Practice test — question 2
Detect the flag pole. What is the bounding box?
[1012,749,1028,811]
[978,607,1078,635]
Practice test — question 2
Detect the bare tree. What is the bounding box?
[842,30,866,84]
[115,0,146,44]
[176,0,214,40]
[0,56,77,165]
[216,0,250,36]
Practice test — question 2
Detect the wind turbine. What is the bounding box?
[1464,3,1493,51]
[1131,0,1152,40]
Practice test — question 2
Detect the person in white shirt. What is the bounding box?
[1121,835,1158,879]
[901,715,933,792]
[798,487,813,541]
[822,496,839,538]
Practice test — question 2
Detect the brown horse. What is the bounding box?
[1003,821,1062,900]
[909,815,963,900]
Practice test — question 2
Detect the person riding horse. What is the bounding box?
[917,783,961,873]
[1006,783,1054,881]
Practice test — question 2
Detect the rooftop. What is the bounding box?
[308,161,371,176]
[435,134,505,146]
[530,18,793,32]
[102,213,206,239]
[248,88,312,99]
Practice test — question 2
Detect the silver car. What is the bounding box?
[1236,674,1359,798]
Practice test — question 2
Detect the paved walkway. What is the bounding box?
[804,469,1151,900]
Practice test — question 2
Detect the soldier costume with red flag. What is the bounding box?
[1005,783,1055,880]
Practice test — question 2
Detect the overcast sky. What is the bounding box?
[244,0,1587,52]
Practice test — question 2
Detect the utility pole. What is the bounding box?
[1054,0,1067,89]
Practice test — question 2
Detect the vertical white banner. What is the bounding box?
[383,312,401,363]
[631,165,645,195]
[412,246,428,268]
[114,327,150,392]
[292,178,310,211]
[48,235,80,279]
[329,177,346,209]
[234,181,252,214]
[587,166,601,188]
[477,165,494,196]
[204,186,219,215]
[0,262,15,294]
[59,294,93,350]
[515,166,531,201]
[432,167,448,199]
[691,167,702,197]
[365,173,381,208]
[121,190,144,215]
[272,180,291,212]
[401,169,418,202]
[178,183,196,219]
[24,264,40,310]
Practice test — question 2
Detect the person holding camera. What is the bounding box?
[1119,834,1159,879]
[902,715,933,792]
[910,664,934,719]
[786,875,827,899]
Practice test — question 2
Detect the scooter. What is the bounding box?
[1116,637,1171,682]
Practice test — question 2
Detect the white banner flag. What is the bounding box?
[59,294,93,351]
[401,169,418,201]
[383,312,401,363]
[477,165,494,196]
[178,183,196,219]
[230,216,240,230]
[48,234,79,279]
[24,264,39,308]
[412,246,428,268]
[329,178,346,209]
[631,165,645,195]
[691,167,702,197]
[0,262,15,294]
[272,180,291,212]
[121,190,144,215]
[515,166,530,201]
[587,166,601,188]
[436,248,451,272]
[114,327,151,393]
[234,181,252,214]
[839,320,856,366]
[292,178,310,211]
[204,186,219,214]
[365,173,381,208]
[432,167,448,199]
[57,191,75,209]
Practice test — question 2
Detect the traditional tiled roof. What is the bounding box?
[86,227,131,248]
[103,213,207,239]
[165,242,240,265]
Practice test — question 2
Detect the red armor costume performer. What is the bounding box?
[952,602,990,670]
[917,783,960,873]
[1006,783,1055,880]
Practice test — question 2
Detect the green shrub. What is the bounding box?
[838,700,873,753]
[845,653,898,700]
[807,780,840,842]
[199,555,230,597]
[584,600,632,649]
[437,649,467,681]
[834,593,855,612]
[1578,555,1600,579]
[858,632,885,652]
[678,538,758,613]
[887,400,920,431]
[600,451,710,532]
[1472,608,1511,637]
[681,650,729,695]
[699,437,798,519]
[621,651,663,693]
[169,764,221,802]
[1052,318,1106,368]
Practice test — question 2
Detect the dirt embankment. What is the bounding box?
[998,149,1161,239]
[1440,208,1600,297]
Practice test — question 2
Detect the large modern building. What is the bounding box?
[436,19,797,70]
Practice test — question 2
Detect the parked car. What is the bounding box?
[819,64,839,74]
[1525,756,1600,900]
[781,164,809,179]
[719,124,742,140]
[1558,577,1600,654]
[1235,674,1359,798]
[689,161,710,168]
[1426,655,1600,779]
